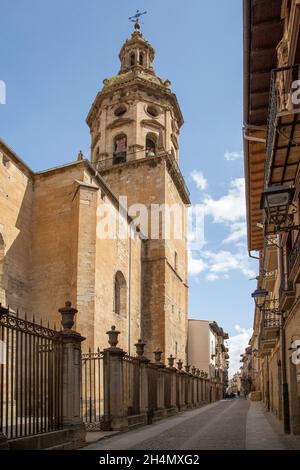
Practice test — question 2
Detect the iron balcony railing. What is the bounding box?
[288,233,300,275]
[264,63,300,188]
[263,311,280,329]
[167,152,190,199]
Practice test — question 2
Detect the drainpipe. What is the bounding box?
[278,233,291,433]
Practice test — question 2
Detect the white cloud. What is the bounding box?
[188,253,207,275]
[222,222,247,244]
[206,273,219,282]
[199,177,247,246]
[224,150,243,161]
[189,248,256,279]
[187,176,253,281]
[227,325,253,378]
[201,178,245,224]
[191,170,208,191]
[203,249,255,278]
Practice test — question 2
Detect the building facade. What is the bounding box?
[243,0,300,434]
[229,372,242,395]
[188,319,229,398]
[0,24,190,361]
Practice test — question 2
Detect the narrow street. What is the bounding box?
[84,399,300,451]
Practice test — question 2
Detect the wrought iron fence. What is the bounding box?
[0,306,63,440]
[81,348,104,431]
[265,64,300,187]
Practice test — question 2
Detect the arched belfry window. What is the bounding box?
[130,52,135,67]
[146,133,157,157]
[113,134,127,164]
[114,271,127,315]
[139,52,144,66]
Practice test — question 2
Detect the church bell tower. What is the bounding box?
[86,18,190,362]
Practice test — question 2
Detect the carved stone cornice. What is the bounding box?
[140,118,165,130]
[106,117,135,130]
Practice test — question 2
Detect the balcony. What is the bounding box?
[258,303,280,353]
[279,276,295,312]
[288,233,300,283]
[265,64,300,189]
[263,311,280,331]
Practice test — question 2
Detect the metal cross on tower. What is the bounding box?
[128,9,147,30]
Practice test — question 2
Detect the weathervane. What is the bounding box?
[128,9,147,30]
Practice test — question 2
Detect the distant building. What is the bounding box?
[188,319,229,398]
[229,372,242,394]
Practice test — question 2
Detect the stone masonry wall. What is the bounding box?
[0,150,33,312]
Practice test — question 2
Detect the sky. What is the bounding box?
[0,0,257,377]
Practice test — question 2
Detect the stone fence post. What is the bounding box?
[167,355,177,411]
[57,301,86,448]
[191,366,197,406]
[153,349,166,416]
[196,369,201,404]
[185,365,193,408]
[135,339,149,423]
[176,359,186,411]
[201,372,208,402]
[103,326,128,431]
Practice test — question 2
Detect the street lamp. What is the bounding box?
[260,185,295,231]
[251,288,269,311]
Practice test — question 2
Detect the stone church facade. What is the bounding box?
[0,25,190,361]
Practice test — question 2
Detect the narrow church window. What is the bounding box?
[113,134,127,164]
[114,271,127,315]
[130,53,135,66]
[175,341,178,357]
[146,135,156,157]
[139,52,144,66]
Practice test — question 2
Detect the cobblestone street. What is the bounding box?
[84,399,300,451]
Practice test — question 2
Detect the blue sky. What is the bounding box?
[0,0,257,375]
